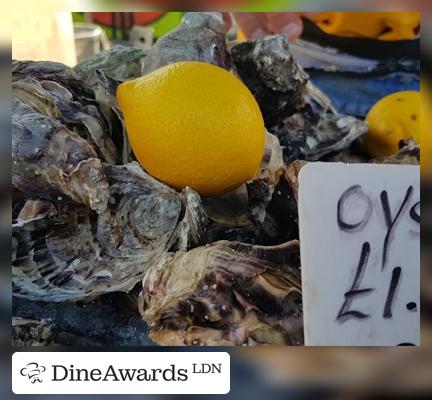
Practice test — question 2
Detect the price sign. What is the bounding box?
[298,163,420,346]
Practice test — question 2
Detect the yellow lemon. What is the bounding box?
[364,91,420,158]
[313,12,420,41]
[117,61,265,196]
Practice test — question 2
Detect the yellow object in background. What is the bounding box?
[313,12,420,41]
[364,91,420,158]
[421,80,431,175]
[117,62,265,197]
[237,29,247,41]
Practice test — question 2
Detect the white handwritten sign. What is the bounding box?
[298,163,420,346]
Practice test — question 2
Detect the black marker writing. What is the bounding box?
[380,186,413,270]
[337,185,372,232]
[336,242,374,323]
[383,267,402,319]
[409,201,420,224]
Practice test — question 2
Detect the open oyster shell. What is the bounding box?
[13,162,208,302]
[139,240,302,346]
[12,99,109,214]
[281,89,368,161]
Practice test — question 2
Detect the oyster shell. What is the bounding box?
[12,60,93,98]
[74,46,149,163]
[326,149,369,164]
[12,162,208,302]
[139,240,302,346]
[74,45,148,85]
[14,198,57,226]
[141,12,232,75]
[260,130,284,172]
[85,70,131,163]
[12,317,60,346]
[231,35,367,162]
[202,131,284,245]
[202,187,258,244]
[12,99,109,214]
[281,104,368,162]
[247,161,306,245]
[12,60,118,164]
[374,138,420,165]
[274,100,368,162]
[231,35,309,127]
[204,161,305,246]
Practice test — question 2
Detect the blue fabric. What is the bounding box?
[308,70,420,117]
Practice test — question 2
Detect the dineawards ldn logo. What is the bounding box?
[20,362,47,384]
[12,352,230,394]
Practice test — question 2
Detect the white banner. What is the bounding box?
[12,352,230,394]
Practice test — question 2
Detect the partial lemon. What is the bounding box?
[364,91,420,158]
[313,12,420,41]
[117,61,265,197]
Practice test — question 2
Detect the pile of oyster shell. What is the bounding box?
[12,13,419,346]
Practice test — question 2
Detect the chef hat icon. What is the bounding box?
[20,362,46,383]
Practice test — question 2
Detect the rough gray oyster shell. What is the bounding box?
[85,70,131,163]
[13,162,208,302]
[12,99,109,214]
[281,102,368,161]
[139,240,302,346]
[12,60,94,98]
[12,60,118,164]
[74,45,148,86]
[231,35,367,162]
[74,46,149,163]
[231,35,309,127]
[141,12,232,75]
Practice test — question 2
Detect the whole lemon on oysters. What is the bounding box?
[117,61,265,196]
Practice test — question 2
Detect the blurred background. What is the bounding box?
[3,0,431,399]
